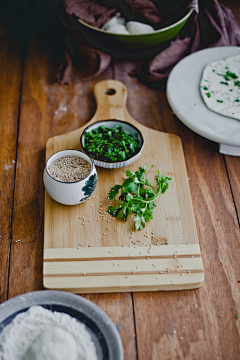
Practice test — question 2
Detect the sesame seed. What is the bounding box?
[90,204,93,207]
[188,271,190,273]
[173,331,176,334]
[166,270,169,272]
[181,273,183,276]
[97,219,100,221]
[190,255,193,258]
[88,220,91,222]
[107,220,110,222]
[82,223,85,225]
[180,337,183,340]
[183,326,185,328]
[146,258,149,260]
[103,233,106,235]
[186,319,188,321]
[122,244,125,247]
[156,277,159,280]
[186,242,189,245]
[79,216,82,219]
[219,315,223,318]
[118,223,120,226]
[83,273,86,275]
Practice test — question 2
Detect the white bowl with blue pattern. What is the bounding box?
[43,150,97,205]
[80,119,144,169]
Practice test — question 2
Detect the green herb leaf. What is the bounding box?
[83,124,141,162]
[107,165,171,230]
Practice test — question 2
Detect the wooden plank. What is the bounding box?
[67,76,137,360]
[7,31,68,299]
[43,245,203,292]
[0,6,23,303]
[44,244,202,260]
[43,79,202,292]
[114,61,240,359]
[225,155,240,221]
[84,293,137,360]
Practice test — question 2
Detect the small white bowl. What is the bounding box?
[80,119,144,169]
[43,150,97,205]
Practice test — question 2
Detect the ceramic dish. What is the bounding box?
[43,150,97,205]
[80,119,144,169]
[76,9,193,59]
[166,46,240,147]
[0,290,124,360]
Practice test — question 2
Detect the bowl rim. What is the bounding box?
[77,8,193,37]
[45,149,95,184]
[80,119,144,165]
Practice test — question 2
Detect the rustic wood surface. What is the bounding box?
[0,1,240,359]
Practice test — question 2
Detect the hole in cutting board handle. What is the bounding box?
[105,88,116,95]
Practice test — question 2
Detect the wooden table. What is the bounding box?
[1,1,240,359]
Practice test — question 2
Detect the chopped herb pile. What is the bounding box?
[107,165,171,230]
[83,125,141,162]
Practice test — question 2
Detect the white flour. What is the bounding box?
[0,306,98,360]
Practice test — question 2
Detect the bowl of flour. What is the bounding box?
[0,291,123,360]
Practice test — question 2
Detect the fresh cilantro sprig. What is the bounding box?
[107,165,171,230]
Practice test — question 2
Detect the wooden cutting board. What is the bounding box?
[43,79,204,293]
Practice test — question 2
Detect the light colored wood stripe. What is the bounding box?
[43,272,204,293]
[44,244,201,261]
[43,257,203,275]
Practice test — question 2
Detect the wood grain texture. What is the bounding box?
[43,245,203,292]
[0,10,22,302]
[43,79,203,292]
[114,61,240,359]
[7,32,68,299]
[84,292,137,360]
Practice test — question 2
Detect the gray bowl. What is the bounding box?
[0,290,123,360]
[80,119,144,169]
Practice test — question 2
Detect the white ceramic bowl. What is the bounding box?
[80,119,144,169]
[43,150,97,205]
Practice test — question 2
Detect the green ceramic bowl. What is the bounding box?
[77,9,193,59]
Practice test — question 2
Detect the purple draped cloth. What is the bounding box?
[56,0,240,87]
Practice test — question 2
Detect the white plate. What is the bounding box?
[166,46,240,147]
[0,290,123,360]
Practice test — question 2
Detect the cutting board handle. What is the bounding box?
[89,79,135,125]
